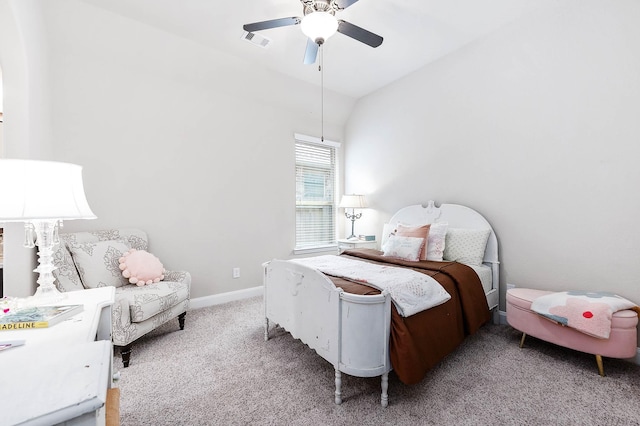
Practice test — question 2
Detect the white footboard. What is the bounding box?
[264,260,392,406]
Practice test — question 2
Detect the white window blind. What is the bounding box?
[295,136,339,250]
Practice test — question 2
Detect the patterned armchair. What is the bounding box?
[52,229,191,367]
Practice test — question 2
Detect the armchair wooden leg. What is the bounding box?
[178,312,186,330]
[596,354,605,377]
[519,332,527,348]
[121,344,132,368]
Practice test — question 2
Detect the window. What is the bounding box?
[294,134,340,251]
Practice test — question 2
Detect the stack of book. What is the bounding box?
[0,304,84,331]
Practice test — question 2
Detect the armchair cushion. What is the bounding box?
[67,240,131,288]
[53,229,148,292]
[115,280,190,322]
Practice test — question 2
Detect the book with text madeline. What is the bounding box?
[0,304,84,331]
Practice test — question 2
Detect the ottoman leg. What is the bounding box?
[519,332,527,348]
[595,354,605,377]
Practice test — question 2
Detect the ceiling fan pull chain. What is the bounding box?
[320,43,324,142]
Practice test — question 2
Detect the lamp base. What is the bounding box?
[345,210,362,243]
[32,284,64,302]
[27,220,65,303]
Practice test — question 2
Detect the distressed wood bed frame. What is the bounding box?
[263,201,499,407]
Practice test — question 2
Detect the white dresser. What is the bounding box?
[0,287,115,426]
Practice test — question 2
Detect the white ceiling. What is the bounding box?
[78,0,556,99]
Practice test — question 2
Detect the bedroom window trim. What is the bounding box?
[294,133,340,254]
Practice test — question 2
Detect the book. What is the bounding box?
[0,304,84,331]
[0,338,25,350]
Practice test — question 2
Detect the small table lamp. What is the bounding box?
[0,159,96,300]
[338,194,368,240]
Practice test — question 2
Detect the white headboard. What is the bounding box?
[386,200,499,265]
[380,200,499,311]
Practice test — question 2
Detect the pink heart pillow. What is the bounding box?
[119,248,165,286]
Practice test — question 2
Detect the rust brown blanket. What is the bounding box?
[331,248,491,385]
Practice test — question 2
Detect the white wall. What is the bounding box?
[345,0,640,314]
[0,0,52,296]
[1,0,355,298]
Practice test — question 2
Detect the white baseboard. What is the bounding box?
[497,309,508,325]
[497,309,640,366]
[189,286,263,310]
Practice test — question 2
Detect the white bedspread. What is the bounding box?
[291,255,451,317]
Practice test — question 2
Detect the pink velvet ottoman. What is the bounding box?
[506,288,638,376]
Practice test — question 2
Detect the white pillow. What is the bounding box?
[443,228,491,266]
[68,240,131,288]
[382,235,425,262]
[382,222,449,261]
[426,222,448,261]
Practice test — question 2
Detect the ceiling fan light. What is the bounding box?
[301,12,338,44]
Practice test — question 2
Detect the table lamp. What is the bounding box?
[338,194,368,240]
[0,159,96,300]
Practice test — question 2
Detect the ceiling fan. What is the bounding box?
[243,0,383,65]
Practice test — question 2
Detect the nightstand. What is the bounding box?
[338,238,378,250]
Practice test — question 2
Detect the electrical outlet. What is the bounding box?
[232,267,240,279]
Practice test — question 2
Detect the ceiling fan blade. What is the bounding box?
[243,17,301,33]
[335,0,360,9]
[303,39,319,65]
[337,20,383,48]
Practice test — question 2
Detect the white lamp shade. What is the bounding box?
[0,159,96,221]
[339,194,368,209]
[301,12,338,43]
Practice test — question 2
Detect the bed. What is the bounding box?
[263,200,499,406]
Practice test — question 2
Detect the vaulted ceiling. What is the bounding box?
[79,0,557,99]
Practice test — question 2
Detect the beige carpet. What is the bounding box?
[114,296,640,425]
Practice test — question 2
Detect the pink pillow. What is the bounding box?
[118,248,165,286]
[395,224,431,260]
